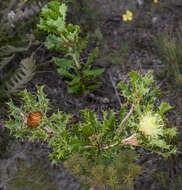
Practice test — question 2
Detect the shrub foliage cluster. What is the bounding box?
[6,70,178,188]
[3,0,181,189]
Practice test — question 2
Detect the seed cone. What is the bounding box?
[27,112,43,127]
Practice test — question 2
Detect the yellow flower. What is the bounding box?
[139,112,163,138]
[122,10,133,22]
[153,0,158,3]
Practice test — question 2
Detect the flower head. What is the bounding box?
[139,112,163,138]
[122,10,133,22]
[154,0,158,3]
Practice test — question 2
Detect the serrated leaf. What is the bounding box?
[67,23,76,32]
[158,102,173,115]
[59,3,67,20]
[129,71,139,84]
[47,17,65,32]
[143,70,154,86]
[117,82,131,98]
[150,139,170,149]
[102,110,116,132]
[117,81,125,90]
[45,34,64,49]
[164,127,177,137]
[49,1,61,13]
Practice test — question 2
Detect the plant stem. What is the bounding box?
[60,33,69,44]
[116,104,135,135]
[72,53,81,69]
[60,33,81,69]
[83,133,139,151]
[109,71,122,107]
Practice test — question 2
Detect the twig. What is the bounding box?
[72,53,81,69]
[83,133,139,151]
[102,142,118,150]
[20,111,27,128]
[60,33,81,69]
[109,71,122,107]
[120,133,139,146]
[83,145,92,149]
[103,133,139,150]
[116,104,135,134]
[60,33,69,44]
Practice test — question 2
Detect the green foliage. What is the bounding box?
[5,71,178,163]
[117,70,159,105]
[70,109,117,156]
[5,70,179,188]
[4,159,57,190]
[6,86,50,140]
[154,158,182,190]
[117,71,177,157]
[155,24,182,84]
[37,1,104,94]
[64,150,141,190]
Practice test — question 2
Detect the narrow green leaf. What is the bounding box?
[66,76,81,85]
[53,57,74,69]
[85,47,98,67]
[87,82,101,89]
[82,68,104,77]
[57,68,74,79]
[68,85,80,94]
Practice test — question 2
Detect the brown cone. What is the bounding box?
[27,112,43,127]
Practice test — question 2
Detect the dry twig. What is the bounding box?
[109,71,122,107]
[116,104,135,134]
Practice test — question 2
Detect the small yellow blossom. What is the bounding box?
[153,0,158,3]
[122,10,133,22]
[139,112,163,138]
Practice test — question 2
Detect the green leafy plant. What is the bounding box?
[5,71,178,189]
[117,70,177,157]
[153,157,182,190]
[5,71,177,161]
[37,1,104,94]
[64,150,141,190]
[155,24,182,84]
